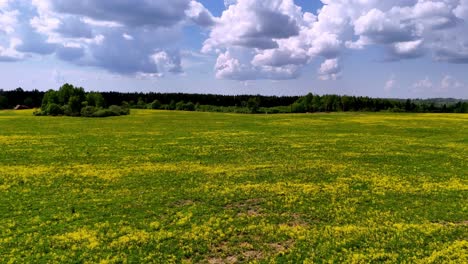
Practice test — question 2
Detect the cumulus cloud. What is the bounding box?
[412,77,434,93]
[202,0,468,81]
[186,0,216,27]
[440,75,464,91]
[49,0,190,28]
[0,0,213,77]
[214,49,300,80]
[318,58,341,81]
[412,75,465,94]
[0,37,23,61]
[0,9,18,34]
[203,0,317,80]
[389,39,425,59]
[385,75,396,92]
[1,0,468,84]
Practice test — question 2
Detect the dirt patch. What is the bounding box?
[208,256,238,264]
[242,250,264,260]
[269,240,294,252]
[225,198,264,217]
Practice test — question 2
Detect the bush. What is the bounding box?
[81,106,97,117]
[62,105,73,116]
[150,100,161,110]
[33,110,46,116]
[291,102,306,113]
[185,102,195,111]
[92,109,119,118]
[36,85,130,118]
[109,105,130,115]
[47,103,64,116]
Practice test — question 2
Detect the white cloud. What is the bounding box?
[186,0,216,27]
[202,0,468,81]
[0,37,24,61]
[440,75,464,91]
[0,9,18,34]
[384,75,396,92]
[1,0,468,85]
[151,51,183,74]
[454,0,468,21]
[412,77,434,93]
[318,58,341,81]
[122,33,133,40]
[0,0,213,77]
[214,49,300,80]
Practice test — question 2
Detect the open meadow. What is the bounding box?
[0,109,467,263]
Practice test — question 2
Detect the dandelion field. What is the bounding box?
[0,109,467,263]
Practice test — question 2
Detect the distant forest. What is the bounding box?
[1,86,467,113]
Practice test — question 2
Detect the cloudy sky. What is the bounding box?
[1,0,467,98]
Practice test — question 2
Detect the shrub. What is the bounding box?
[81,106,97,117]
[185,102,195,111]
[92,109,119,118]
[150,100,161,110]
[291,102,306,113]
[109,105,130,115]
[176,101,185,110]
[47,103,64,116]
[33,110,46,116]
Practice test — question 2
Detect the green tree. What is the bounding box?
[68,96,83,115]
[176,101,185,110]
[86,92,105,108]
[41,90,59,111]
[58,83,75,104]
[185,102,195,111]
[0,95,8,109]
[137,97,146,109]
[47,103,63,116]
[24,97,34,107]
[247,97,260,113]
[150,100,161,109]
[169,100,176,110]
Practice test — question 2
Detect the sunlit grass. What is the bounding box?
[0,109,467,263]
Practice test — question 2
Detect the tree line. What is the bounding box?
[33,84,129,117]
[0,86,467,113]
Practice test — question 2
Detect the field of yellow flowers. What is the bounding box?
[0,109,467,263]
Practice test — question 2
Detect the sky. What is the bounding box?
[0,0,467,98]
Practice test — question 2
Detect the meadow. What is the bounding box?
[0,109,466,263]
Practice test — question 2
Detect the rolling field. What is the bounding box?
[0,109,467,263]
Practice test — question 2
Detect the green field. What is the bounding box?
[0,110,467,263]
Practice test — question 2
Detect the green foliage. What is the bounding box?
[247,97,261,113]
[81,106,97,117]
[41,90,59,111]
[291,101,307,113]
[287,94,468,113]
[46,103,63,116]
[175,100,185,110]
[0,95,8,109]
[136,97,146,109]
[23,97,33,107]
[37,84,128,118]
[169,100,176,110]
[185,101,195,111]
[108,105,130,115]
[86,92,105,108]
[68,96,82,116]
[174,101,196,111]
[150,100,161,109]
[92,109,119,117]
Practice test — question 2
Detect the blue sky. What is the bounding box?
[0,0,467,98]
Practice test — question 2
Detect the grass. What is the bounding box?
[0,109,467,263]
